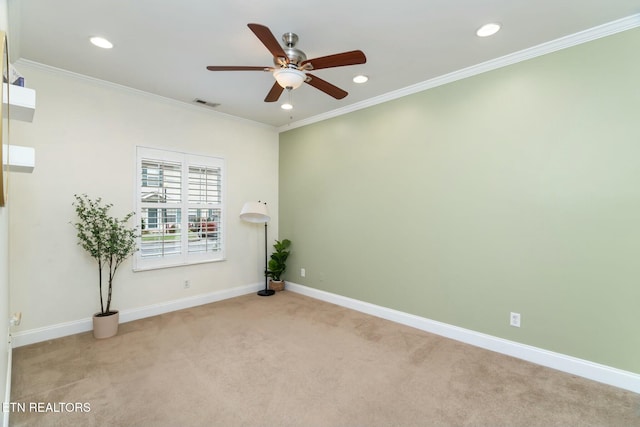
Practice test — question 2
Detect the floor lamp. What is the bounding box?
[240,201,275,297]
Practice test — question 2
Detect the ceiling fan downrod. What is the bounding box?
[279,32,307,67]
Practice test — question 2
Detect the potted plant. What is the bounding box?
[267,238,291,292]
[72,194,138,339]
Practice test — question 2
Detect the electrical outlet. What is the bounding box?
[510,312,521,327]
[184,280,191,289]
[300,268,306,278]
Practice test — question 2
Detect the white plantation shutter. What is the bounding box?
[135,147,225,271]
[187,163,222,255]
[188,165,221,204]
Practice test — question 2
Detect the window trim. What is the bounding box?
[134,146,226,271]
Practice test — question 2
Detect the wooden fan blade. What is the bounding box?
[206,66,271,71]
[305,74,348,99]
[301,50,366,70]
[248,23,288,63]
[264,82,284,102]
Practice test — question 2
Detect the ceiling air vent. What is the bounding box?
[193,98,220,108]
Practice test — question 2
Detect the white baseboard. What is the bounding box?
[285,282,640,394]
[11,282,262,348]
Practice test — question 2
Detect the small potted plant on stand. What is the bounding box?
[267,239,291,292]
[72,194,137,339]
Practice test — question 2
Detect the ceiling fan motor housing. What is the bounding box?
[273,32,307,67]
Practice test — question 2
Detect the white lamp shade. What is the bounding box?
[240,201,270,223]
[273,68,306,89]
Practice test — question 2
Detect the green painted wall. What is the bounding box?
[279,27,640,374]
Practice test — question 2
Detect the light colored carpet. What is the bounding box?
[9,291,640,426]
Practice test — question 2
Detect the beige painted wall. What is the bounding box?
[0,171,8,420]
[279,28,640,373]
[1,0,11,418]
[8,63,279,332]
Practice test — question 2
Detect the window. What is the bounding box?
[135,147,224,270]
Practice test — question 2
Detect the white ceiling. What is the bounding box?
[8,0,640,128]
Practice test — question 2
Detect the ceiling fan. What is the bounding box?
[206,23,367,103]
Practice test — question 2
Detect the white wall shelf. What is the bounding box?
[2,145,35,173]
[2,83,36,122]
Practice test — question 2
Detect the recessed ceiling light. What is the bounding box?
[89,36,113,49]
[353,75,369,84]
[281,103,293,110]
[476,23,501,37]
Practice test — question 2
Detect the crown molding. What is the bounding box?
[278,13,640,133]
[13,58,277,131]
[11,12,640,134]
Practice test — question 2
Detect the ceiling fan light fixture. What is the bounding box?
[476,23,501,37]
[273,68,306,90]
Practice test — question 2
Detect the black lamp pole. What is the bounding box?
[257,219,275,297]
